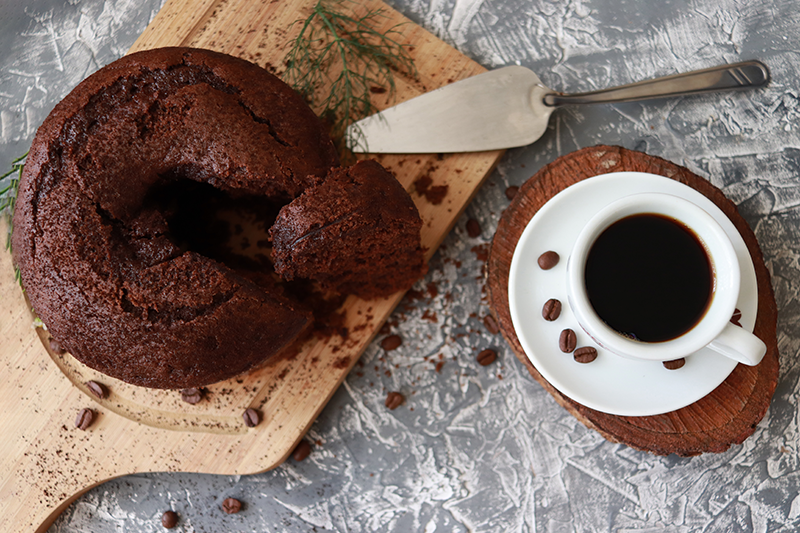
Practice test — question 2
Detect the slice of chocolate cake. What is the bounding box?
[270,160,427,299]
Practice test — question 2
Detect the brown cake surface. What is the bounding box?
[11,47,342,389]
[270,160,427,299]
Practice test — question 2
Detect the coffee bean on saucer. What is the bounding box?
[222,497,243,514]
[85,380,108,399]
[663,358,686,370]
[161,510,178,528]
[477,349,497,366]
[542,298,561,321]
[242,408,261,427]
[466,218,482,238]
[537,251,560,270]
[293,440,312,461]
[573,346,598,364]
[180,388,203,404]
[381,334,402,351]
[559,329,577,353]
[385,391,404,410]
[75,408,94,430]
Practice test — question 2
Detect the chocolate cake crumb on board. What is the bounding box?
[487,145,779,457]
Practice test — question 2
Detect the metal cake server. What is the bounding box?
[346,60,770,154]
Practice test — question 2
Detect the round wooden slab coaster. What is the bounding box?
[487,145,779,457]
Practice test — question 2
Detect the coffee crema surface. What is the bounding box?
[584,213,714,343]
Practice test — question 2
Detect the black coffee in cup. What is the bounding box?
[584,213,713,342]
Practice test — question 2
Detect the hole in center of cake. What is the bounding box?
[144,175,282,272]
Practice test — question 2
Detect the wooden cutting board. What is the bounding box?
[0,1,503,531]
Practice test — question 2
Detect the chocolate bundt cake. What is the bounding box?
[12,47,426,389]
[270,160,427,299]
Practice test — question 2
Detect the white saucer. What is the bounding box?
[508,172,758,417]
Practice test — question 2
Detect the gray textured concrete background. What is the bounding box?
[3,0,800,531]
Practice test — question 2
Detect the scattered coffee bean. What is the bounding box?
[466,218,482,238]
[477,349,497,366]
[85,380,108,400]
[537,251,560,270]
[222,497,243,514]
[75,408,94,430]
[663,358,686,370]
[573,346,598,364]
[380,334,402,351]
[180,388,203,404]
[292,439,312,461]
[542,298,562,321]
[242,408,261,427]
[161,510,178,529]
[49,338,66,354]
[385,391,404,410]
[483,314,500,335]
[559,329,577,353]
[505,185,519,200]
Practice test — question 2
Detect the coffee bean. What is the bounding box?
[242,408,261,427]
[542,298,561,321]
[505,185,519,200]
[161,510,178,529]
[483,314,500,335]
[85,380,108,400]
[222,497,242,514]
[75,408,94,430]
[573,346,598,364]
[663,358,686,370]
[477,349,497,366]
[49,338,66,354]
[380,334,402,351]
[180,388,203,404]
[292,440,312,461]
[466,218,482,238]
[385,391,404,410]
[559,329,577,353]
[537,251,560,270]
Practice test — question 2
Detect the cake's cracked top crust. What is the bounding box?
[12,47,341,389]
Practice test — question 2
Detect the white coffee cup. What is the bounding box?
[565,192,766,366]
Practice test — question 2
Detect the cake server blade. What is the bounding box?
[345,60,769,154]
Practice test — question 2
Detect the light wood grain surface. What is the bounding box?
[0,1,504,531]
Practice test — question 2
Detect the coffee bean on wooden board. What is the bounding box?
[85,380,108,399]
[559,329,577,353]
[477,349,497,366]
[180,388,203,404]
[663,358,686,370]
[242,408,261,427]
[75,408,94,430]
[292,440,312,461]
[466,218,482,238]
[161,510,178,528]
[222,497,243,514]
[380,334,402,351]
[542,298,561,321]
[573,346,598,364]
[385,391,404,410]
[537,251,560,270]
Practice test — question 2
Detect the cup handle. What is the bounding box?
[707,323,767,366]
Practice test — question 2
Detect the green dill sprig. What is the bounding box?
[283,0,417,154]
[1,152,26,250]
